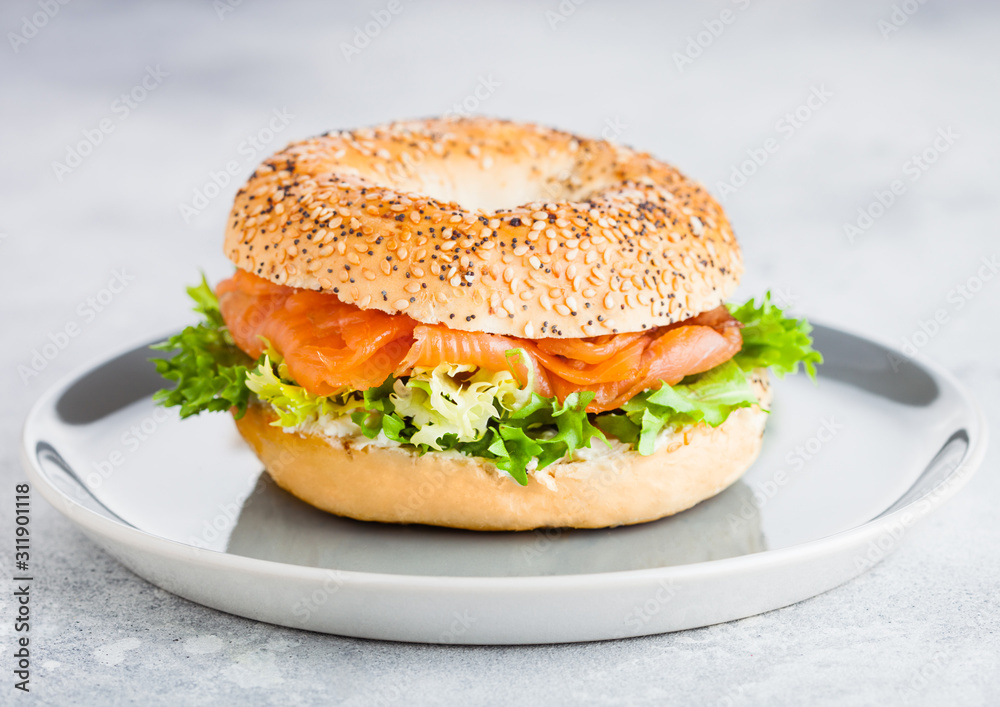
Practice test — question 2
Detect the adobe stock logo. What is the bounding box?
[545,0,587,30]
[877,0,930,39]
[888,255,999,371]
[18,269,135,385]
[843,127,959,243]
[51,65,169,181]
[715,84,832,200]
[177,108,295,223]
[340,1,404,62]
[442,75,502,119]
[7,0,72,53]
[672,0,752,72]
[213,0,243,21]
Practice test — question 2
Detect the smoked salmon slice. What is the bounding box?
[215,271,743,412]
[397,325,553,397]
[218,270,415,396]
[535,331,647,364]
[544,324,741,412]
[527,337,649,386]
[597,324,742,411]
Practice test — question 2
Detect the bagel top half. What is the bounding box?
[223,117,742,339]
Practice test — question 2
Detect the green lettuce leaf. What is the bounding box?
[245,353,366,427]
[641,359,761,427]
[487,427,543,486]
[596,360,761,455]
[487,390,609,484]
[729,292,822,378]
[151,276,255,418]
[350,376,401,439]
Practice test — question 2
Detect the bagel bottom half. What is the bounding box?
[233,372,771,531]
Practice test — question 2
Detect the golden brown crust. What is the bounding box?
[224,117,742,339]
[232,374,770,531]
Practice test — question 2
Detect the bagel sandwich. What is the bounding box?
[153,117,821,531]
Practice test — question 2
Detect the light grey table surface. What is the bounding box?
[2,1,998,704]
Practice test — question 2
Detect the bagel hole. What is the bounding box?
[388,155,611,213]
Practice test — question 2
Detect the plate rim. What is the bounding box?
[21,321,990,591]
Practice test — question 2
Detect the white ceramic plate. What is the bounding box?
[22,325,986,644]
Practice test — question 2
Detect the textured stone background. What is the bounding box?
[1,0,998,704]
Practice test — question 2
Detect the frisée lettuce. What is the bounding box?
[151,277,255,419]
[391,363,533,448]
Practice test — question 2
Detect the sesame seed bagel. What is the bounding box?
[233,372,770,531]
[224,117,742,338]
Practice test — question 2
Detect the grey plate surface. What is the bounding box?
[22,324,987,644]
